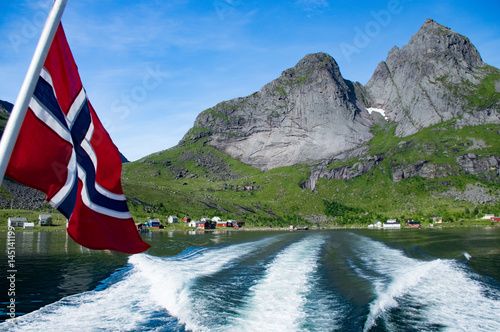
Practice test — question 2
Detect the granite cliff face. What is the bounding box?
[184,19,499,171]
[184,53,374,171]
[365,18,500,137]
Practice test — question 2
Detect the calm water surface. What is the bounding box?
[1,227,499,331]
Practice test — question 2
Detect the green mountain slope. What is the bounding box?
[122,120,500,226]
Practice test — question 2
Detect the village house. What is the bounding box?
[185,217,245,229]
[198,220,216,229]
[38,214,53,226]
[406,221,422,228]
[405,218,422,227]
[8,217,27,227]
[136,223,149,233]
[167,216,178,223]
[217,221,228,228]
[183,216,191,223]
[23,222,35,229]
[147,218,162,228]
[383,219,401,229]
[430,216,443,223]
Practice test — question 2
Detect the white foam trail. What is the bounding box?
[129,236,279,331]
[228,235,327,332]
[350,234,500,332]
[412,261,500,332]
[2,268,157,332]
[353,237,423,330]
[2,237,278,332]
[363,259,440,330]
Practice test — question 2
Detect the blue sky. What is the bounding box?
[1,0,499,161]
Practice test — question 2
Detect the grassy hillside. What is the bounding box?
[319,121,499,225]
[1,99,497,227]
[121,120,500,226]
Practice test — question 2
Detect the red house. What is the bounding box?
[491,217,500,222]
[197,221,216,229]
[407,221,422,228]
[183,216,192,223]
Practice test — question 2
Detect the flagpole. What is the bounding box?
[0,0,68,188]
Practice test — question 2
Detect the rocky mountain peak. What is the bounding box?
[179,19,498,172]
[280,52,342,81]
[366,18,496,137]
[187,52,374,171]
[402,18,483,70]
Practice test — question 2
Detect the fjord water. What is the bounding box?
[1,228,499,331]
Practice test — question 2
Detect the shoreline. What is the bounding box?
[2,223,499,233]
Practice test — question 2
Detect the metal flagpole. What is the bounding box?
[0,0,68,188]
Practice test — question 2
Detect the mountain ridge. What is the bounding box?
[1,18,499,224]
[184,52,375,171]
[121,17,498,222]
[365,18,499,136]
[183,18,499,171]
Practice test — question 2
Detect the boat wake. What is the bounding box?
[2,232,499,332]
[2,236,280,331]
[2,234,340,332]
[349,234,500,332]
[227,235,342,332]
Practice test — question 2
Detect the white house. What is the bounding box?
[38,214,53,226]
[383,219,401,229]
[167,216,179,223]
[188,220,198,228]
[211,216,221,222]
[8,217,27,227]
[23,222,35,230]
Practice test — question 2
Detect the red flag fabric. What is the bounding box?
[6,24,150,254]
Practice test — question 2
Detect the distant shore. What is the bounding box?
[3,223,499,233]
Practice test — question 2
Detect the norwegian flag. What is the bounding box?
[5,24,150,254]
